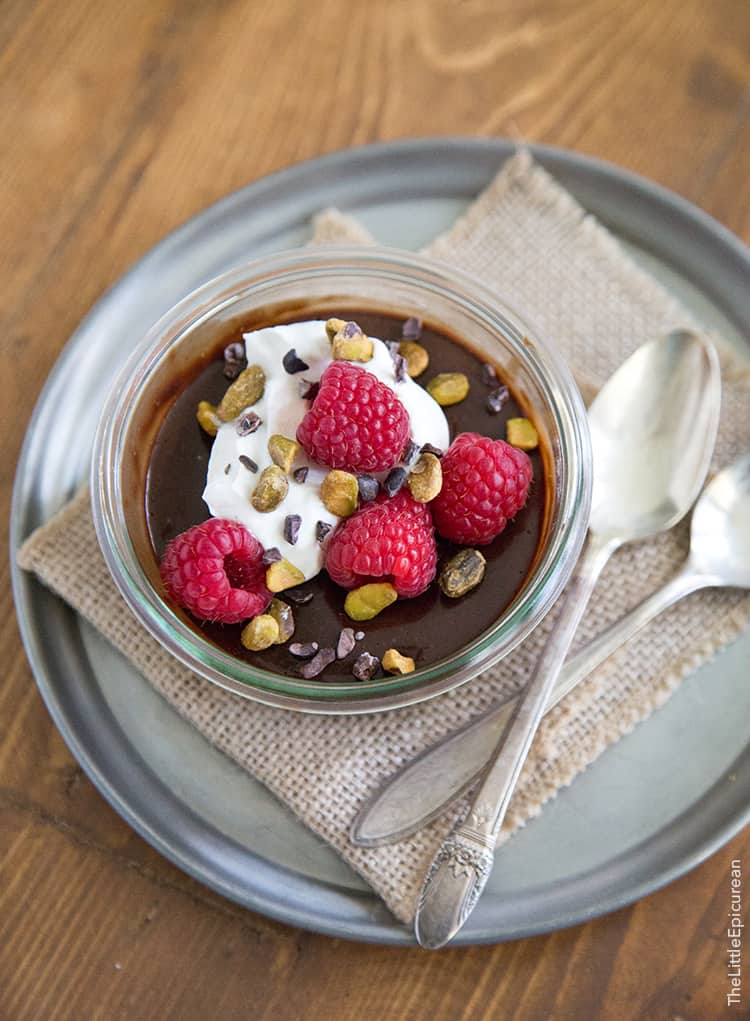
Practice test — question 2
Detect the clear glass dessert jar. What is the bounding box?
[92,246,592,714]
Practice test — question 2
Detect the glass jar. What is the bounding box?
[92,246,591,713]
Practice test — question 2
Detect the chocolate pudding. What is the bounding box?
[145,311,549,682]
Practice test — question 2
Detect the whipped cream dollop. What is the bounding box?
[203,320,450,580]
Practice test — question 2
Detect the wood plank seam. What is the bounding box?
[0,785,279,944]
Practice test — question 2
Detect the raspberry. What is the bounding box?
[432,432,533,545]
[325,491,437,598]
[160,518,272,623]
[296,362,410,473]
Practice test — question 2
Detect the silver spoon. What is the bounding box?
[409,329,720,949]
[353,452,749,848]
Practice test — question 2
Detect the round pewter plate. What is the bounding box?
[11,139,750,945]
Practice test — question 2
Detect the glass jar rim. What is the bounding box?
[91,245,592,713]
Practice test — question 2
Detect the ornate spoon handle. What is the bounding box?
[414,534,616,949]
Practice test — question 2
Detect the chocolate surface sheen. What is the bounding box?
[146,312,548,682]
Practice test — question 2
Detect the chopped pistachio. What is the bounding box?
[332,331,374,363]
[426,372,470,406]
[217,364,266,420]
[344,582,398,622]
[265,558,306,593]
[268,434,300,473]
[439,548,487,598]
[326,320,373,362]
[267,598,295,644]
[196,400,220,437]
[382,648,415,675]
[320,470,359,517]
[398,340,429,378]
[325,317,348,342]
[251,466,289,512]
[406,452,443,503]
[240,614,279,651]
[506,417,539,450]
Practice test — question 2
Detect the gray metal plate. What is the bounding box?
[11,138,750,945]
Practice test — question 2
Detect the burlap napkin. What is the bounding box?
[17,150,750,927]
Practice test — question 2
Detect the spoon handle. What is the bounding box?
[414,534,615,949]
[551,564,711,700]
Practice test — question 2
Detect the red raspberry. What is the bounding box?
[325,491,437,598]
[296,362,410,473]
[160,518,272,623]
[432,432,533,545]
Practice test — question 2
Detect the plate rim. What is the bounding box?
[10,136,750,945]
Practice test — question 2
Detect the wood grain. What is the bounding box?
[1,0,749,1018]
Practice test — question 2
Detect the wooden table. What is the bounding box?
[2,1,749,1017]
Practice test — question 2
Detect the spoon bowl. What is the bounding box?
[589,329,720,541]
[689,453,750,587]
